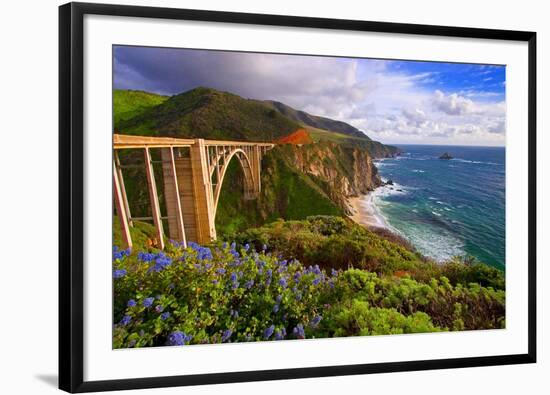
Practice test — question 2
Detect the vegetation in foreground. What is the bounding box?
[113,216,505,348]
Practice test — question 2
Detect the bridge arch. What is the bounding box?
[210,148,256,218]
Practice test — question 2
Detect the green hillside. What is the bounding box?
[262,100,369,139]
[114,87,399,155]
[305,126,398,158]
[117,87,301,141]
[113,89,168,129]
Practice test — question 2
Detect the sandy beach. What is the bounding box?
[347,192,389,229]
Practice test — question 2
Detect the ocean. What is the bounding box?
[371,145,505,269]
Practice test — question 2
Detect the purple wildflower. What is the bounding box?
[113,269,127,279]
[142,297,154,308]
[278,278,288,288]
[167,331,192,346]
[292,324,305,339]
[161,312,170,320]
[310,315,322,327]
[127,299,136,307]
[137,252,155,262]
[119,315,131,326]
[244,279,254,289]
[221,329,233,342]
[263,325,275,339]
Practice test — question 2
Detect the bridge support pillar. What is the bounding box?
[189,139,217,244]
[251,145,262,197]
[161,148,186,246]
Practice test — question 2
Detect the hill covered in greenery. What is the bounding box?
[262,100,369,139]
[113,89,168,128]
[114,87,399,156]
[116,87,302,141]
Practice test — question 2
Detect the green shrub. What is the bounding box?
[322,300,441,337]
[235,216,504,291]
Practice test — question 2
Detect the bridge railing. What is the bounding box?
[114,134,274,149]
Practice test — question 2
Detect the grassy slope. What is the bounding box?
[113,89,168,129]
[117,87,302,141]
[306,126,398,157]
[262,100,370,139]
[113,217,165,250]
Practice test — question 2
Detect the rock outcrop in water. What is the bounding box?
[439,152,453,160]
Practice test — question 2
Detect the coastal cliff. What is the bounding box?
[277,142,382,213]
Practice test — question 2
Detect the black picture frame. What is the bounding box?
[59,2,537,393]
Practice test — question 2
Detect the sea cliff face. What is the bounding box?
[264,141,382,215]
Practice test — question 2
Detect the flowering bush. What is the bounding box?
[112,234,505,348]
[113,243,334,348]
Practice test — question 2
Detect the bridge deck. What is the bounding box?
[114,134,274,149]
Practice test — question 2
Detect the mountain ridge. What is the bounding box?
[114,87,398,157]
[261,99,370,140]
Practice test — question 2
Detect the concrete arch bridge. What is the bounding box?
[113,134,274,249]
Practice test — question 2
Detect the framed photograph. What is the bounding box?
[59,2,536,392]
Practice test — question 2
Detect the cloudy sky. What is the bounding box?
[114,46,506,146]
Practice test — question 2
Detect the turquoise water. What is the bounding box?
[373,145,505,269]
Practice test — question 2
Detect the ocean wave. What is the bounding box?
[411,169,426,173]
[395,156,430,161]
[374,184,408,198]
[408,230,464,262]
[452,158,502,166]
[366,183,465,263]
